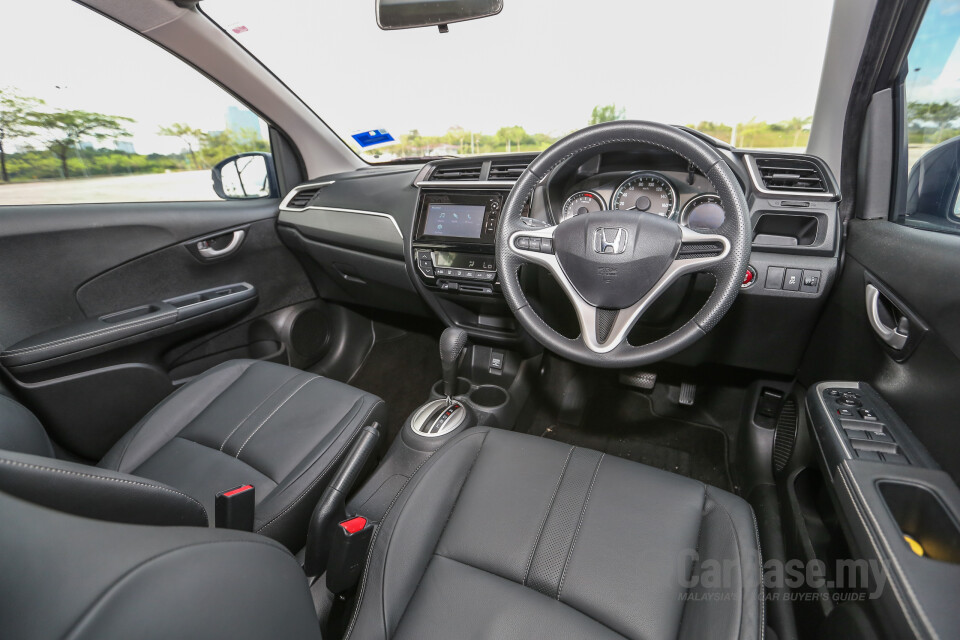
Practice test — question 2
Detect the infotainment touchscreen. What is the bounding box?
[423,204,486,239]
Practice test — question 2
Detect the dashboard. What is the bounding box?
[277,137,842,374]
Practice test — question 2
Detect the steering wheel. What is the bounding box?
[496,121,750,368]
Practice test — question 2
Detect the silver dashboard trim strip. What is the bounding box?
[280,182,404,240]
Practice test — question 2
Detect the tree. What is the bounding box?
[589,104,625,126]
[907,101,960,141]
[158,122,203,169]
[29,110,133,178]
[0,88,44,182]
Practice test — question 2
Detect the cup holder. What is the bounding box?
[879,481,960,564]
[432,377,471,397]
[468,385,509,409]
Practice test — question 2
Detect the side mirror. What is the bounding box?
[905,137,960,228]
[211,152,279,200]
[377,0,502,30]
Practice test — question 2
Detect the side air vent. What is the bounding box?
[430,163,482,181]
[754,157,827,193]
[488,160,530,182]
[285,185,323,209]
[772,398,799,473]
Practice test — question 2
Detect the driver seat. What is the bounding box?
[345,427,763,640]
[0,428,763,640]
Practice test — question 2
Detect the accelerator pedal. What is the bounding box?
[619,370,657,390]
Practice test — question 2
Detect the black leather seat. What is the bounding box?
[0,426,762,640]
[0,359,386,550]
[346,428,764,640]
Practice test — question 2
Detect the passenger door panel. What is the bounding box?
[0,200,316,459]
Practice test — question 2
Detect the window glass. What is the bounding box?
[204,0,833,163]
[0,0,270,205]
[902,0,960,233]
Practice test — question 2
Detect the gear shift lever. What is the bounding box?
[439,327,468,401]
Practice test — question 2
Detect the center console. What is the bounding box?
[412,190,504,295]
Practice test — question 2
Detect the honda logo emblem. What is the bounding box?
[594,227,627,254]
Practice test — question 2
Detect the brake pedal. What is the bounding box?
[678,382,696,406]
[619,370,657,390]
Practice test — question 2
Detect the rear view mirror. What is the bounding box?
[377,0,503,30]
[211,152,278,200]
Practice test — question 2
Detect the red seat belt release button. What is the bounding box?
[215,484,255,531]
[339,516,367,535]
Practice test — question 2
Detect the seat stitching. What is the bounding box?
[677,485,708,634]
[263,397,365,489]
[61,538,293,640]
[557,452,604,600]
[0,456,208,522]
[110,361,255,472]
[218,370,301,452]
[254,399,382,534]
[523,445,575,586]
[388,431,489,637]
[431,553,631,640]
[342,430,487,640]
[710,489,746,640]
[750,506,765,640]
[234,376,318,459]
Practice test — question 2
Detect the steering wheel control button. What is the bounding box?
[528,237,541,252]
[783,268,803,291]
[742,266,756,288]
[765,266,785,289]
[515,237,530,250]
[540,238,554,253]
[801,270,821,293]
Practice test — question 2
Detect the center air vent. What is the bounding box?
[285,185,323,209]
[430,163,482,181]
[754,157,827,193]
[488,160,530,182]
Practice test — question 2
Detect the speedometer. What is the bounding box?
[560,190,605,221]
[611,172,677,217]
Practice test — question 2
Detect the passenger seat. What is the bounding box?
[0,359,386,550]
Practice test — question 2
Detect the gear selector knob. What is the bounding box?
[439,327,469,399]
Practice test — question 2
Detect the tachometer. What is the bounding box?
[611,172,676,217]
[680,194,725,229]
[560,190,605,221]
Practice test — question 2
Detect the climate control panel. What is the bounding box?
[414,249,498,295]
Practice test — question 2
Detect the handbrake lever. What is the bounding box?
[304,423,380,579]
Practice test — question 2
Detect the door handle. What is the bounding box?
[865,284,909,350]
[197,229,245,259]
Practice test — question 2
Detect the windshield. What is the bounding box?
[204,0,835,163]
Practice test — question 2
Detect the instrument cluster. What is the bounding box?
[555,169,726,230]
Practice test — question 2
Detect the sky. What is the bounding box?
[1,0,263,155]
[907,0,960,104]
[2,0,849,155]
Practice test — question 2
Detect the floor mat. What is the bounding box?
[518,377,733,491]
[347,329,440,444]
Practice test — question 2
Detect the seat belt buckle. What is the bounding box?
[215,484,255,531]
[326,516,374,594]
